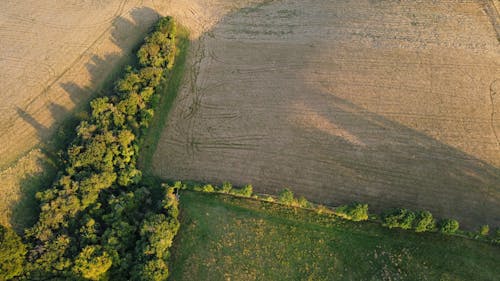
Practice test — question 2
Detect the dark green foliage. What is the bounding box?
[494,228,500,244]
[413,211,435,233]
[438,218,459,234]
[0,225,27,280]
[336,203,369,222]
[21,16,180,280]
[382,208,415,229]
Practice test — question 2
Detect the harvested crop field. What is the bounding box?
[0,0,172,168]
[153,0,500,229]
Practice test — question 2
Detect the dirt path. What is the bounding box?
[153,0,500,229]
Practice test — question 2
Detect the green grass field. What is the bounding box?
[170,191,500,281]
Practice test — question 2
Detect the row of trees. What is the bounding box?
[184,182,500,242]
[0,17,180,280]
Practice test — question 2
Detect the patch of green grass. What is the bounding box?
[170,191,500,281]
[139,25,190,175]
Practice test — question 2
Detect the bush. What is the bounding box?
[278,188,295,206]
[220,182,232,193]
[413,211,435,233]
[337,203,369,222]
[297,196,310,208]
[201,184,215,193]
[230,184,253,197]
[438,219,459,234]
[382,209,415,229]
[479,225,490,236]
[494,228,500,244]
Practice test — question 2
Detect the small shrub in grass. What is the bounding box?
[315,205,330,215]
[382,208,415,230]
[297,196,311,208]
[493,228,500,244]
[220,182,232,193]
[278,188,295,206]
[241,184,253,197]
[264,196,275,202]
[230,184,253,197]
[438,219,459,234]
[202,184,215,193]
[414,211,435,233]
[479,225,489,236]
[337,203,369,222]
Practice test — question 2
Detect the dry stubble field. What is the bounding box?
[0,0,214,229]
[154,0,500,229]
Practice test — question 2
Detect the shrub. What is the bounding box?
[494,228,500,244]
[479,225,490,236]
[220,182,232,193]
[240,184,253,197]
[413,211,435,233]
[438,219,459,234]
[297,196,310,208]
[382,208,415,229]
[230,184,253,197]
[264,196,275,202]
[278,188,295,206]
[316,205,331,215]
[201,184,215,193]
[337,203,369,222]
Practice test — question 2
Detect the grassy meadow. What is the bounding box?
[170,191,500,281]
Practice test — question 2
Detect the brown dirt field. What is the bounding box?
[153,0,500,229]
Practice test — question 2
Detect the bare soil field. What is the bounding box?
[154,0,500,229]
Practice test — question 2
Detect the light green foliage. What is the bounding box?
[201,184,215,193]
[229,184,253,197]
[220,182,232,193]
[479,225,489,236]
[278,188,295,205]
[413,211,435,233]
[73,245,112,281]
[438,219,459,234]
[22,16,180,279]
[0,225,26,281]
[336,203,369,222]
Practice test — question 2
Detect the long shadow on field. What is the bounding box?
[10,7,161,232]
[152,0,500,230]
[288,90,500,229]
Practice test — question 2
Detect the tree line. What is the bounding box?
[0,17,180,281]
[185,182,500,242]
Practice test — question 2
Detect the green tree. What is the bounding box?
[382,208,415,229]
[413,211,435,233]
[73,245,112,280]
[438,219,459,234]
[0,225,26,281]
[278,188,295,205]
[336,203,369,221]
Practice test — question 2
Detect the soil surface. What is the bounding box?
[153,0,500,229]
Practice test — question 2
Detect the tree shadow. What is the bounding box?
[10,6,161,232]
[152,0,500,230]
